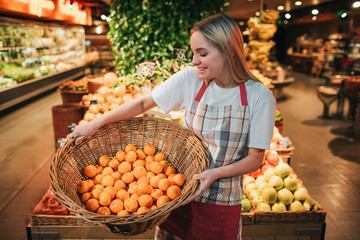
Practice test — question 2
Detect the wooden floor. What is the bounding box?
[0,71,359,240]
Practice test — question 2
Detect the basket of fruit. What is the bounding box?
[50,117,209,235]
[58,78,88,105]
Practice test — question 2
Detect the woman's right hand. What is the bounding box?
[68,121,98,145]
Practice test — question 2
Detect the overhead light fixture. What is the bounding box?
[96,26,102,34]
[277,5,284,11]
[311,9,319,15]
[285,13,291,19]
[255,11,260,16]
[341,12,348,18]
[101,14,107,20]
[312,16,317,21]
[239,21,245,26]
[295,1,302,6]
[353,1,360,8]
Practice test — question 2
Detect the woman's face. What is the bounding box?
[190,31,229,82]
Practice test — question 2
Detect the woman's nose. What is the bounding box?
[192,54,200,66]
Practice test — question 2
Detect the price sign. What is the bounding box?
[173,48,187,61]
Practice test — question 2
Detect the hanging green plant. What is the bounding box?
[107,0,230,75]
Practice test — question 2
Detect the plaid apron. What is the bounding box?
[156,82,250,240]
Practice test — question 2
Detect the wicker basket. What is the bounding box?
[60,90,87,106]
[50,117,209,235]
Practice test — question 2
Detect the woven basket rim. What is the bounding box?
[50,117,209,234]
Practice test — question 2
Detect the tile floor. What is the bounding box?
[0,71,359,240]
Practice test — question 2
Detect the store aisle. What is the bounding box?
[0,71,359,240]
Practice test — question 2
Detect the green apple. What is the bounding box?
[272,202,287,212]
[294,187,308,201]
[268,175,283,190]
[257,202,271,212]
[277,188,293,205]
[290,200,304,211]
[275,162,292,178]
[264,168,278,181]
[252,196,263,207]
[261,187,277,204]
[241,198,251,212]
[257,182,270,193]
[246,182,257,193]
[283,174,298,191]
[255,175,266,187]
[249,189,260,199]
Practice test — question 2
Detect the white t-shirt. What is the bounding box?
[152,66,276,150]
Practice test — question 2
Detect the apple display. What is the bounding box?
[277,188,293,205]
[272,202,287,212]
[268,175,283,190]
[246,183,257,193]
[249,189,260,199]
[252,196,263,207]
[294,187,308,201]
[243,175,255,186]
[290,200,304,211]
[257,182,270,194]
[264,168,278,181]
[241,198,251,212]
[255,175,266,188]
[283,174,299,191]
[257,202,271,212]
[261,187,277,204]
[275,162,292,178]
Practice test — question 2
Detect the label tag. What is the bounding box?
[173,48,187,61]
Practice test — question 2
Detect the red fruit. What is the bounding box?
[39,206,54,215]
[267,151,280,166]
[47,198,60,209]
[53,205,69,215]
[249,168,262,178]
[261,163,274,173]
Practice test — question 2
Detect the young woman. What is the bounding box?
[69,14,275,240]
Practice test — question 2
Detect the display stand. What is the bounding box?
[0,66,86,114]
[271,77,295,99]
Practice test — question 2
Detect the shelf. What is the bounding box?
[0,65,86,114]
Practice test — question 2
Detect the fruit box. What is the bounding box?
[249,172,326,225]
[30,187,96,226]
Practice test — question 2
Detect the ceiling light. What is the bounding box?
[285,13,291,19]
[96,26,102,34]
[101,15,107,20]
[311,9,319,15]
[312,16,317,21]
[255,11,260,16]
[239,21,244,26]
[341,12,348,18]
[353,1,360,8]
[295,1,302,6]
[277,5,284,11]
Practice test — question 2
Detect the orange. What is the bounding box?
[103,186,117,199]
[86,198,100,212]
[150,176,161,189]
[146,172,155,179]
[93,174,104,185]
[84,165,97,178]
[158,178,171,192]
[116,150,126,162]
[96,166,103,174]
[137,176,150,185]
[136,206,149,215]
[133,166,147,179]
[118,161,132,174]
[163,166,176,176]
[167,185,181,200]
[135,149,146,160]
[116,189,129,201]
[113,180,126,191]
[133,160,146,168]
[130,193,140,201]
[98,155,110,167]
[150,205,158,210]
[137,182,151,195]
[172,174,185,187]
[168,173,176,183]
[109,199,124,214]
[122,172,134,184]
[102,167,114,176]
[96,206,111,215]
[108,158,120,169]
[156,195,170,207]
[150,189,163,201]
[91,189,102,199]
[101,175,115,187]
[144,143,156,156]
[138,194,153,208]
[81,192,92,204]
[154,152,166,162]
[93,184,105,191]
[150,161,163,174]
[111,171,122,181]
[117,210,130,216]
[157,173,167,179]
[78,180,91,194]
[124,198,138,213]
[145,155,154,162]
[86,179,95,191]
[128,181,138,189]
[125,151,137,163]
[160,160,170,169]
[125,144,137,153]
[99,191,112,206]
[145,161,152,172]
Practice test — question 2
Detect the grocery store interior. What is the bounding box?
[0,0,360,240]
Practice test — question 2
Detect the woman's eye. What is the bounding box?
[200,53,207,57]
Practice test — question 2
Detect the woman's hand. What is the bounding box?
[67,121,98,145]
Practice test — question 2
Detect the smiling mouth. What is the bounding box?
[197,67,206,72]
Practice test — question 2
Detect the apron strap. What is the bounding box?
[195,82,208,102]
[239,82,248,106]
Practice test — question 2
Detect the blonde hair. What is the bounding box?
[191,14,260,84]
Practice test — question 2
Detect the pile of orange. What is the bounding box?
[77,143,185,216]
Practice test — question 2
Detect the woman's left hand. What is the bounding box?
[184,169,219,204]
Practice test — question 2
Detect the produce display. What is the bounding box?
[34,189,69,215]
[77,143,185,216]
[58,78,88,92]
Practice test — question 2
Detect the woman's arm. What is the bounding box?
[68,94,157,144]
[192,147,264,199]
